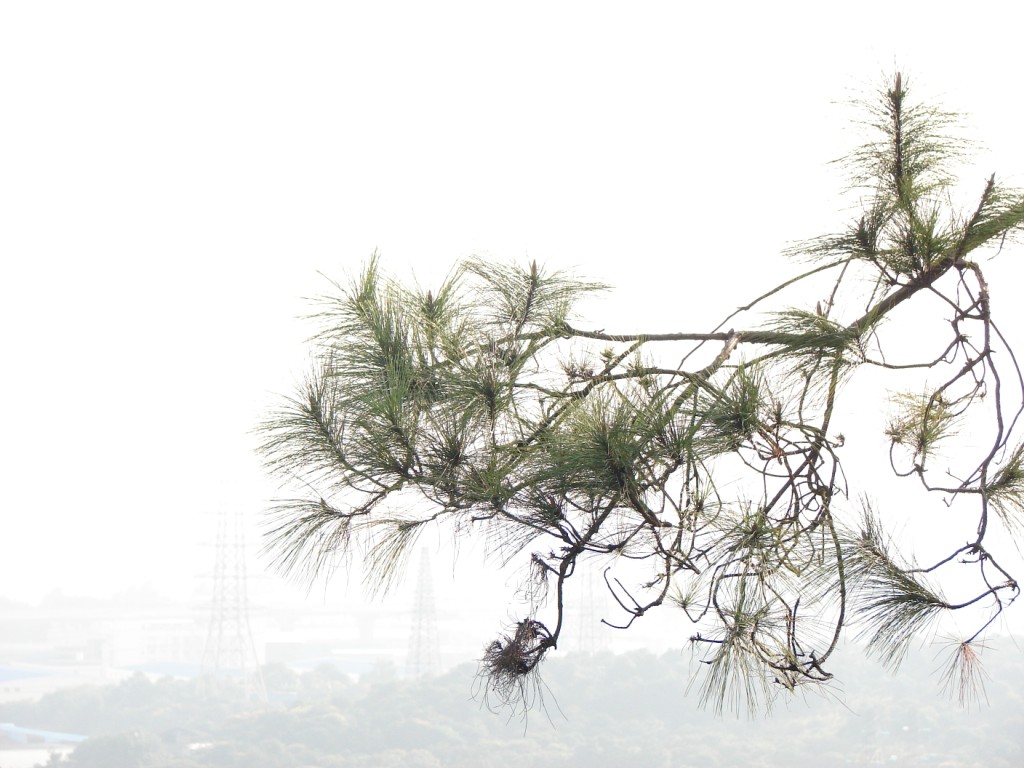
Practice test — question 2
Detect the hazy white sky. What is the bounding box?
[3,0,1024,631]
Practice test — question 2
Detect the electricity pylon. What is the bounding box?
[405,550,441,678]
[201,508,267,703]
[576,565,610,654]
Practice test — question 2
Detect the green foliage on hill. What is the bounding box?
[2,644,1022,767]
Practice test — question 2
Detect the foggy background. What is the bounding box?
[2,5,1024,764]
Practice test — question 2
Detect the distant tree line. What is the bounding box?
[0,645,1021,767]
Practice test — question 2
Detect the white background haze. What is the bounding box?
[3,1,1024,655]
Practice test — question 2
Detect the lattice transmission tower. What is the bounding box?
[201,508,267,703]
[576,565,611,654]
[405,550,441,678]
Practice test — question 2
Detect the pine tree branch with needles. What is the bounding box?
[260,73,1024,717]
